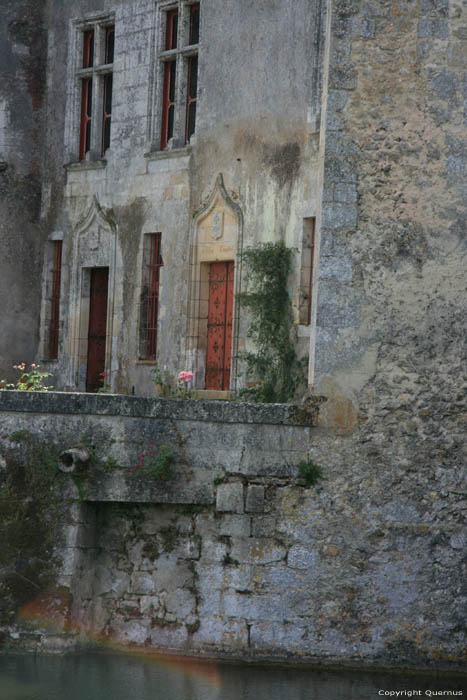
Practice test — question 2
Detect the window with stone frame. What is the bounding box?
[139,233,164,360]
[77,20,115,160]
[158,1,200,150]
[298,217,316,325]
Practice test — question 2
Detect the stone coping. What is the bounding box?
[0,391,314,426]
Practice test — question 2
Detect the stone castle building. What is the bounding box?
[1,0,466,410]
[1,0,466,667]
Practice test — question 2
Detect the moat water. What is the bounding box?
[0,653,464,700]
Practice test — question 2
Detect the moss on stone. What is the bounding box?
[0,439,64,634]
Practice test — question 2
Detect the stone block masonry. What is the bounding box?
[0,391,465,672]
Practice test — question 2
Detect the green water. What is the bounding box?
[0,653,464,700]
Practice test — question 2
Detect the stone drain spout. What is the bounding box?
[59,446,90,474]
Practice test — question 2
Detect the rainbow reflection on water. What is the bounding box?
[18,590,221,689]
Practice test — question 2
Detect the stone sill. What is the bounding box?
[64,160,107,172]
[193,389,230,400]
[144,145,192,161]
[0,390,315,426]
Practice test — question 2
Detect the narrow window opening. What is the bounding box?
[189,4,200,45]
[48,241,62,360]
[161,61,177,148]
[166,9,178,50]
[140,234,163,360]
[185,54,198,143]
[102,73,113,155]
[299,217,316,325]
[79,77,93,160]
[105,25,115,64]
[83,29,94,68]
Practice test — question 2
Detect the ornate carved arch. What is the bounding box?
[186,174,244,391]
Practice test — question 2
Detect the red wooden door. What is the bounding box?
[86,267,109,393]
[205,261,234,391]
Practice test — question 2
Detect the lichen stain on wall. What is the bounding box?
[114,198,147,393]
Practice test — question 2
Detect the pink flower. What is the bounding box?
[31,364,36,368]
[178,370,194,383]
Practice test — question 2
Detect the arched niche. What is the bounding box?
[186,174,244,391]
[67,196,118,392]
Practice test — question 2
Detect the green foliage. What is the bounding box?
[213,475,225,486]
[297,459,323,487]
[0,441,63,624]
[236,241,305,403]
[8,430,31,443]
[0,363,53,391]
[133,444,175,482]
[98,456,121,474]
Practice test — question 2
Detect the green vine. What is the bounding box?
[236,241,305,403]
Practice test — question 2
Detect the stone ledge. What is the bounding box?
[0,391,315,426]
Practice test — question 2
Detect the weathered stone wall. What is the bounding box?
[0,392,465,671]
[0,0,47,380]
[302,4,467,673]
[313,0,467,413]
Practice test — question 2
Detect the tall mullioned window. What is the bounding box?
[159,2,200,150]
[78,22,114,160]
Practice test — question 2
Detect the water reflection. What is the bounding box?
[0,653,464,700]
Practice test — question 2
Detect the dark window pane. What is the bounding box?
[188,55,198,99]
[168,104,174,141]
[166,10,178,50]
[186,101,196,141]
[105,74,113,114]
[105,27,114,64]
[102,74,112,154]
[103,117,111,152]
[80,79,92,160]
[172,14,178,49]
[85,120,92,153]
[83,30,94,68]
[89,33,94,67]
[87,78,93,116]
[190,5,200,44]
[169,61,176,101]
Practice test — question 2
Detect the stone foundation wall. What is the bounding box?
[0,391,465,671]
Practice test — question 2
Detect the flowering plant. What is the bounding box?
[0,363,53,391]
[132,444,174,482]
[152,365,194,398]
